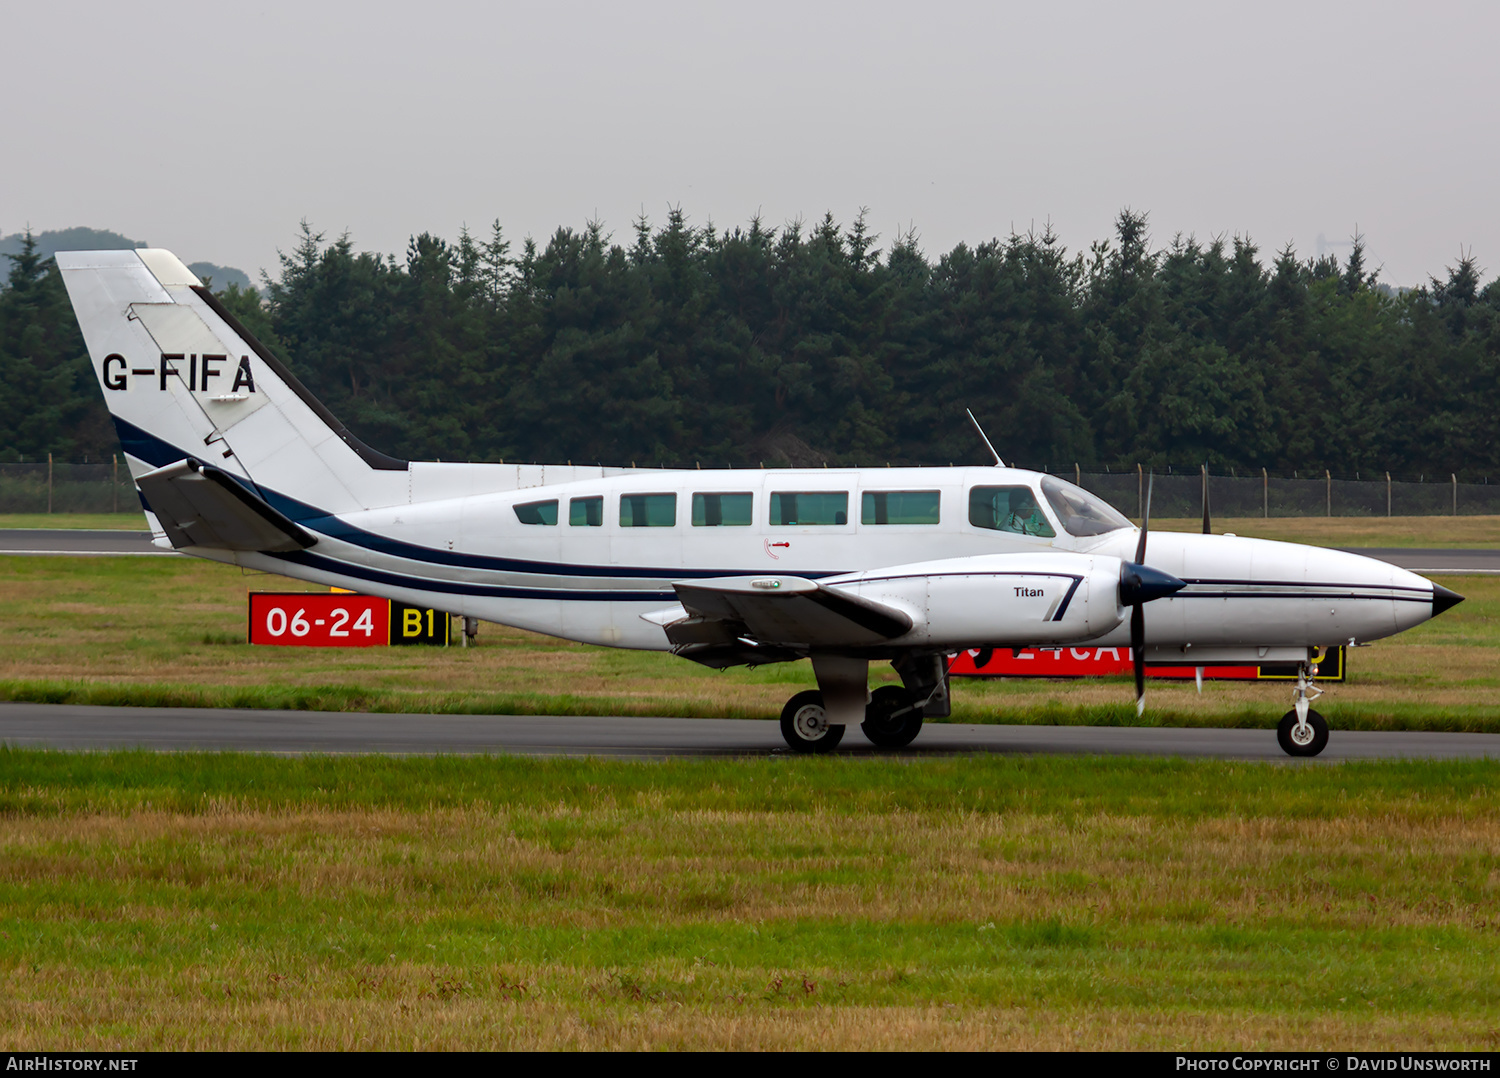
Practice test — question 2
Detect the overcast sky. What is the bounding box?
[5,0,1496,287]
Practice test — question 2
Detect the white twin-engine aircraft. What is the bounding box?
[58,249,1464,757]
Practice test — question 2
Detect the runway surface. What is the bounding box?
[1,702,1496,761]
[0,529,173,555]
[0,530,1495,572]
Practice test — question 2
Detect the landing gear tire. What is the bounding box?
[780,690,845,753]
[1277,708,1329,757]
[861,685,925,749]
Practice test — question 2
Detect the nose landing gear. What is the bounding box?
[1276,661,1329,757]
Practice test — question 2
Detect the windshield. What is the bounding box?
[1040,475,1133,537]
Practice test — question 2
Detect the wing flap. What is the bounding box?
[670,576,913,648]
[136,458,315,552]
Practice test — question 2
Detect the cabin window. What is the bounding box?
[514,499,558,526]
[1040,475,1132,537]
[770,492,848,526]
[861,490,940,525]
[620,493,677,527]
[692,492,753,526]
[569,496,603,527]
[968,486,1055,538]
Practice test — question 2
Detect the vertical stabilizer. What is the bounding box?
[56,249,408,519]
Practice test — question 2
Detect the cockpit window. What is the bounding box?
[1040,475,1132,537]
[968,486,1055,538]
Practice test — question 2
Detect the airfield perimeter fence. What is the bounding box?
[1071,468,1500,518]
[3,457,1500,518]
[0,458,135,514]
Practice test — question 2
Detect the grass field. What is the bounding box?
[0,750,1496,1049]
[0,545,1496,1049]
[0,555,1496,730]
[0,514,146,530]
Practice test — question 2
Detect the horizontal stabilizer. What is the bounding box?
[136,458,316,552]
[669,575,912,649]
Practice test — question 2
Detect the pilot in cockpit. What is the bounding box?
[1004,490,1052,536]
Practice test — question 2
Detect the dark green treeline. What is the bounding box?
[4,211,1499,477]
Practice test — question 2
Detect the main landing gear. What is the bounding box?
[777,685,929,753]
[1276,660,1329,757]
[778,655,947,753]
[779,690,845,753]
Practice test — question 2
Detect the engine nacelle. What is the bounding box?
[831,551,1129,649]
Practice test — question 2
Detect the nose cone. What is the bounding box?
[1119,562,1186,606]
[1432,583,1465,618]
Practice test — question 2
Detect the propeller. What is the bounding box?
[1119,472,1186,714]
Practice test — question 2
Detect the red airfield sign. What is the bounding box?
[247,593,449,647]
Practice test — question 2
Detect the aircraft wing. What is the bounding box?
[136,458,316,553]
[663,576,913,657]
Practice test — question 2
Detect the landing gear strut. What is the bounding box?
[1276,661,1329,757]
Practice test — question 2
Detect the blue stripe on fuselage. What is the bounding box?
[269,548,679,602]
[113,418,841,585]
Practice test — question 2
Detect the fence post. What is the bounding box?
[1262,467,1268,518]
[1137,463,1143,520]
[47,452,53,515]
[1386,471,1391,517]
[1453,473,1458,516]
[1201,463,1209,533]
[113,454,119,514]
[1074,462,1080,488]
[1325,469,1331,517]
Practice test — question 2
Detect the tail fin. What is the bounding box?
[55,249,408,520]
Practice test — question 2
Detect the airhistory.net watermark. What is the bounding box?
[5,1060,137,1072]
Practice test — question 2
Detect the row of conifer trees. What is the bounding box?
[2,211,1497,478]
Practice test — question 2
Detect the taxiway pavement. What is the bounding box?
[1,702,1495,761]
[0,529,174,556]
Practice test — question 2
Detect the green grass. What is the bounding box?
[0,751,1496,1049]
[0,513,145,530]
[4,747,1495,815]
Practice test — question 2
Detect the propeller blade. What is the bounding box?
[1201,464,1211,535]
[1123,470,1169,719]
[1135,471,1154,564]
[1131,603,1145,715]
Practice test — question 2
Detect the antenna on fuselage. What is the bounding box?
[966,409,1004,467]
